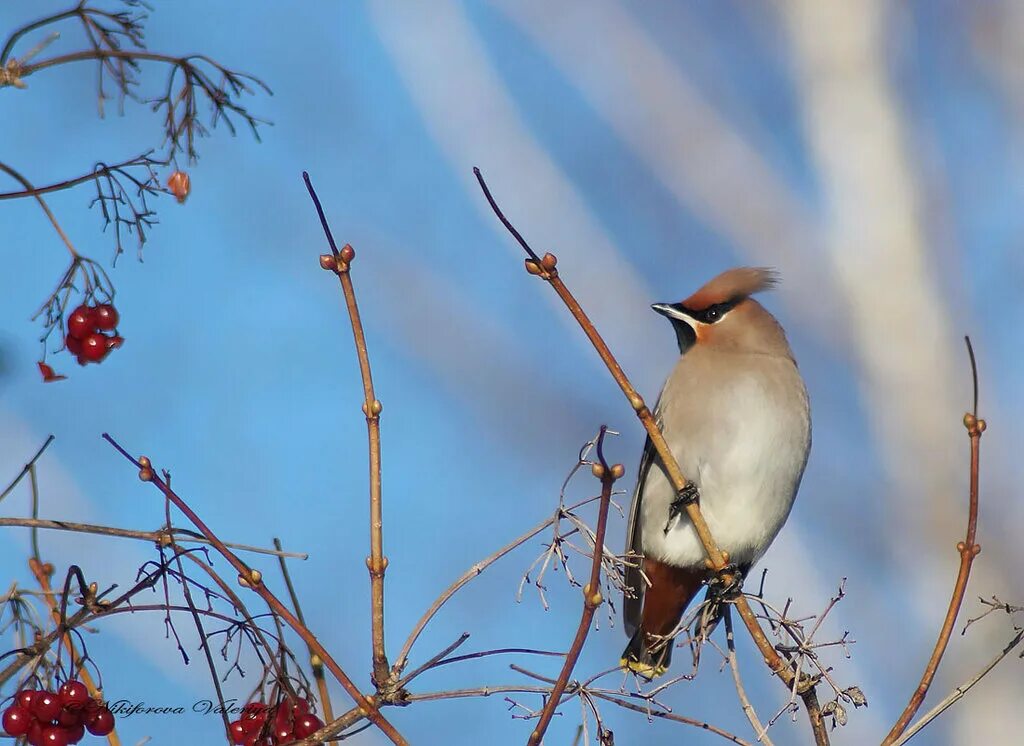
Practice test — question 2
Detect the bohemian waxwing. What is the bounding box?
[621,267,811,677]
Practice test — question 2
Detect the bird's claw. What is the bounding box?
[663,482,700,534]
[707,563,744,601]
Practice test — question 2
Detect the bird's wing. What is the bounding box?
[623,431,658,637]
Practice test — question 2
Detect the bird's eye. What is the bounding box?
[704,308,720,322]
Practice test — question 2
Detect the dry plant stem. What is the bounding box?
[0,517,306,559]
[527,429,618,746]
[101,435,408,746]
[28,558,122,746]
[882,338,984,745]
[472,168,829,743]
[274,537,334,726]
[891,629,1024,746]
[305,173,390,687]
[393,494,603,673]
[0,162,79,257]
[725,609,774,746]
[314,687,752,746]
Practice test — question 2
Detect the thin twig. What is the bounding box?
[527,427,619,745]
[725,608,774,745]
[0,517,306,559]
[274,537,334,725]
[393,494,603,674]
[305,172,391,688]
[883,337,985,744]
[891,629,1024,746]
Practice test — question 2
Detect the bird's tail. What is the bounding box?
[621,628,673,679]
[620,559,705,678]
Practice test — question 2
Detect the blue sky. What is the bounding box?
[2,2,1023,744]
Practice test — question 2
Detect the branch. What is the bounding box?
[725,608,774,745]
[274,536,334,727]
[0,517,306,559]
[527,426,620,746]
[305,172,391,689]
[101,434,408,746]
[882,337,985,744]
[472,168,827,739]
[891,629,1024,745]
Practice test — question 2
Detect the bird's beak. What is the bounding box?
[651,302,692,325]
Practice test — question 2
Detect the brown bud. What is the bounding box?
[611,464,625,479]
[541,253,558,270]
[139,467,154,482]
[138,456,152,469]
[963,413,976,430]
[591,463,605,479]
[629,394,644,411]
[525,259,543,276]
[319,254,337,271]
[340,245,355,263]
[310,653,322,667]
[977,419,987,433]
[362,399,383,416]
[166,170,190,204]
[42,562,55,577]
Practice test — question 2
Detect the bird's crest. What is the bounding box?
[681,267,778,311]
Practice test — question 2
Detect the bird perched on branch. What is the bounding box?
[622,267,811,678]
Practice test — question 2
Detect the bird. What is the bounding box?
[621,267,811,678]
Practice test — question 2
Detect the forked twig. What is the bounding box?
[883,337,985,744]
[527,426,620,745]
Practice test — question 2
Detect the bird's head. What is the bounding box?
[652,267,792,357]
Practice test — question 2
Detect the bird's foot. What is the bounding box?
[706,563,745,601]
[663,482,700,534]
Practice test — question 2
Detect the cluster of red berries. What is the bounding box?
[64,303,123,365]
[229,698,324,745]
[2,681,115,745]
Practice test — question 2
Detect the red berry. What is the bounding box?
[2,704,31,736]
[64,335,83,355]
[289,698,310,717]
[273,722,293,741]
[56,705,81,727]
[30,691,61,722]
[66,307,95,340]
[293,713,323,738]
[16,689,36,710]
[84,706,114,736]
[79,333,108,363]
[106,335,124,350]
[64,722,85,744]
[58,681,89,710]
[229,719,246,744]
[92,304,119,331]
[27,719,44,746]
[40,725,69,746]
